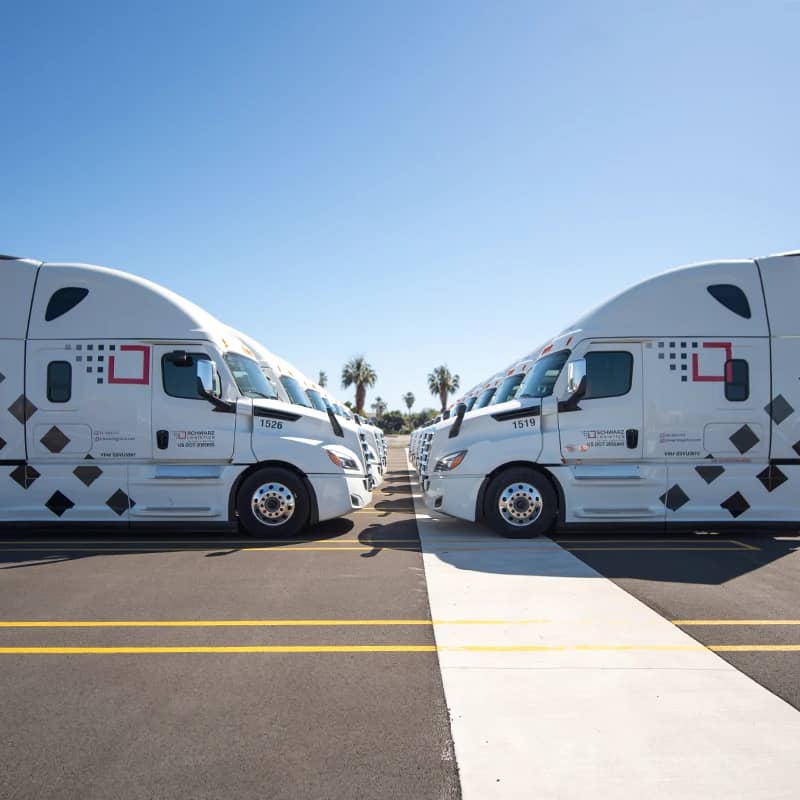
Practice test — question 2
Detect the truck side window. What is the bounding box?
[725,359,749,402]
[707,284,751,319]
[162,353,215,400]
[584,351,633,399]
[47,361,72,403]
[45,287,90,321]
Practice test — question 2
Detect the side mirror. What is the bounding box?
[196,359,219,398]
[566,359,587,397]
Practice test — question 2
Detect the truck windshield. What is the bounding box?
[464,396,477,411]
[518,350,570,399]
[473,386,497,409]
[280,375,313,407]
[305,388,329,412]
[223,353,278,399]
[493,373,525,404]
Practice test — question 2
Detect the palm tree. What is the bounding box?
[371,396,387,418]
[341,356,377,413]
[402,391,415,427]
[428,365,460,412]
[318,371,327,388]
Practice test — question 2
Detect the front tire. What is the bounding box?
[484,467,556,539]
[237,467,310,537]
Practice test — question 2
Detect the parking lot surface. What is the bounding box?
[0,442,459,800]
[555,531,800,710]
[2,436,799,799]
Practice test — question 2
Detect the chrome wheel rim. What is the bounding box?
[498,482,543,527]
[251,482,296,527]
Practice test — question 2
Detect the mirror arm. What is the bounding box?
[196,378,236,413]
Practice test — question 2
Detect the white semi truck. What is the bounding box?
[422,252,800,537]
[0,256,372,535]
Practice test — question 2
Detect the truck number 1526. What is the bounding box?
[259,419,283,429]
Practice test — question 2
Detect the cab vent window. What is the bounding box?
[585,351,633,399]
[707,284,751,319]
[162,352,215,399]
[725,359,749,402]
[47,361,72,403]
[45,287,90,321]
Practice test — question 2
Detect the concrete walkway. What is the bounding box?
[411,476,800,799]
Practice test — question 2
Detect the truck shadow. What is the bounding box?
[0,518,357,569]
[358,518,800,585]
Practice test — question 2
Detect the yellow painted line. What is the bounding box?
[728,538,760,551]
[0,618,552,628]
[0,546,422,553]
[0,645,437,654]
[564,546,755,552]
[710,645,800,652]
[0,619,435,628]
[0,538,420,546]
[553,539,741,544]
[675,620,800,626]
[3,644,796,655]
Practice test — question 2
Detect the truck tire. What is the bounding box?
[237,467,310,538]
[484,467,557,539]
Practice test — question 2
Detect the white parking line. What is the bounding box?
[407,455,800,800]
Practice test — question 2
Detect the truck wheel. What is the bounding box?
[237,468,310,537]
[484,467,556,539]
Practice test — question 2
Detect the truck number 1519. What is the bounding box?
[512,418,536,430]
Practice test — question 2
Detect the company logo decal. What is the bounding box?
[108,345,150,385]
[651,340,732,384]
[63,343,151,386]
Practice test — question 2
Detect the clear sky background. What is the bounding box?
[2,1,799,415]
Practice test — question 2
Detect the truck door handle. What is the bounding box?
[156,430,169,450]
[625,429,639,449]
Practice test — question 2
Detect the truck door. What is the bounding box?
[559,342,643,462]
[150,346,236,461]
[558,342,665,522]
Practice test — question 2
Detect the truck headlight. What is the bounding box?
[434,450,467,471]
[325,449,360,471]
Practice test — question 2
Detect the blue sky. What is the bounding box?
[2,1,799,414]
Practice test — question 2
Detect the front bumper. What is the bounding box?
[422,472,485,522]
[308,473,373,521]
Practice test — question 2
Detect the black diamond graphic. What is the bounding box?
[85,453,94,460]
[10,465,40,489]
[721,491,750,518]
[659,484,690,511]
[695,465,724,484]
[756,465,788,493]
[106,489,132,516]
[705,453,714,459]
[0,372,5,383]
[0,436,5,451]
[45,490,75,517]
[729,424,759,455]
[8,394,37,424]
[793,440,800,457]
[40,426,71,454]
[73,465,102,486]
[764,395,794,425]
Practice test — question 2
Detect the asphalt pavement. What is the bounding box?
[0,441,459,800]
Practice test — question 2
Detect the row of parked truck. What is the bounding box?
[0,255,385,535]
[411,251,800,537]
